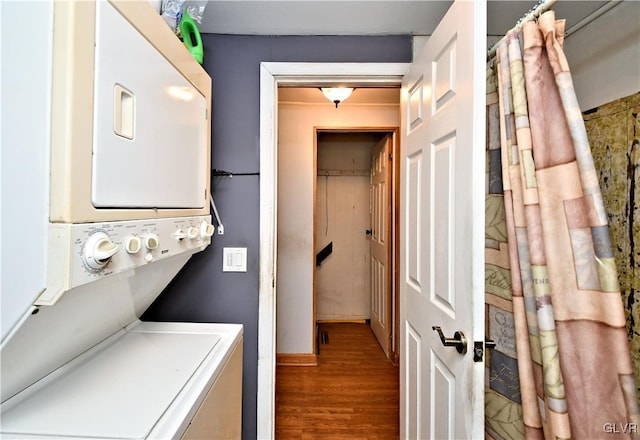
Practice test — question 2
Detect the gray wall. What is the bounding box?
[142,34,411,438]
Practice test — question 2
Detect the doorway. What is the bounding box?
[274,87,402,369]
[258,62,409,438]
[314,129,399,363]
[273,86,402,435]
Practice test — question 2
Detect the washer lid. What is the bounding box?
[1,330,220,439]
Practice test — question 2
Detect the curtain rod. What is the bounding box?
[487,0,558,60]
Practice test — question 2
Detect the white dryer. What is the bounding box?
[0,1,242,438]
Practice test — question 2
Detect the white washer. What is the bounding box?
[1,322,242,439]
[0,215,243,439]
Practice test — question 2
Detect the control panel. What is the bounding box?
[37,215,214,306]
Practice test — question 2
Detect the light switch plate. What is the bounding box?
[223,247,247,272]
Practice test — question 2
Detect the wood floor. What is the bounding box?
[275,323,399,439]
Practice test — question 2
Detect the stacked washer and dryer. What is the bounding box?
[0,1,243,438]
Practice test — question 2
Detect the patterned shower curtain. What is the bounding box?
[484,11,640,440]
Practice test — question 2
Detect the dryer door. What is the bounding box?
[92,1,207,209]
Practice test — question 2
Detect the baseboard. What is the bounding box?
[276,353,318,366]
[316,319,368,324]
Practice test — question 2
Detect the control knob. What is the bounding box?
[200,221,215,238]
[125,236,142,254]
[173,229,187,241]
[187,227,199,239]
[144,233,160,250]
[83,232,119,271]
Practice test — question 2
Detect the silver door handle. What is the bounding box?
[432,326,467,354]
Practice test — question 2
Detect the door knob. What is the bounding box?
[432,326,467,354]
[365,229,372,235]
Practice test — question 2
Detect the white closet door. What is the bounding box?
[370,134,392,357]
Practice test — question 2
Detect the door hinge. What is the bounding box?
[473,338,496,362]
[388,153,393,161]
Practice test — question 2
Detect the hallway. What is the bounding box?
[275,323,399,439]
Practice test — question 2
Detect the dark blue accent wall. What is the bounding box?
[143,34,412,439]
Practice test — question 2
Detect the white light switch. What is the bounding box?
[223,247,247,272]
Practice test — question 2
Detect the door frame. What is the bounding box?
[313,127,399,359]
[258,62,409,439]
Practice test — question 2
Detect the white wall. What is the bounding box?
[277,102,399,354]
[564,1,640,111]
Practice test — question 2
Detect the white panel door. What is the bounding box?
[370,135,392,357]
[400,1,486,439]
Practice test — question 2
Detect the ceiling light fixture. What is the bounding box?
[321,87,354,108]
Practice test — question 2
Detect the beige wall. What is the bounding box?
[277,102,399,354]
